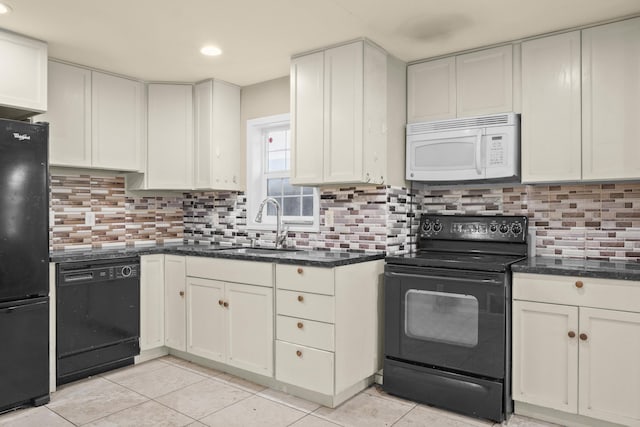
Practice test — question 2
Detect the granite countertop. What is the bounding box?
[49,243,385,267]
[512,256,640,281]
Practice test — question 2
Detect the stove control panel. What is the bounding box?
[419,214,528,242]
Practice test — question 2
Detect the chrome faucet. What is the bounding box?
[254,197,288,248]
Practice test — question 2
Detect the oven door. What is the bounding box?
[385,263,506,379]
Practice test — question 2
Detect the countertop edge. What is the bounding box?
[49,245,386,268]
[512,257,640,281]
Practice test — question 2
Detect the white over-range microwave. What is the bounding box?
[406,113,520,183]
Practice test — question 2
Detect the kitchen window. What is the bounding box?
[246,114,319,231]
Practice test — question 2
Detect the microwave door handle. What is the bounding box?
[475,132,483,175]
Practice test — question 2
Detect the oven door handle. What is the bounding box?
[387,271,504,285]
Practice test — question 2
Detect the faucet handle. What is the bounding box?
[278,225,289,246]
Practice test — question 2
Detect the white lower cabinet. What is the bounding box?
[138,254,383,407]
[139,255,165,351]
[276,340,334,395]
[185,257,274,377]
[164,255,186,351]
[512,300,578,413]
[513,273,640,426]
[274,261,384,404]
[186,277,226,362]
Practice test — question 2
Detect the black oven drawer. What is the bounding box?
[384,358,505,422]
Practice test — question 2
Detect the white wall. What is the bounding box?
[239,76,290,187]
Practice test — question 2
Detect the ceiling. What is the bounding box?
[2,0,640,87]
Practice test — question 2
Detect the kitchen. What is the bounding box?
[1,1,640,426]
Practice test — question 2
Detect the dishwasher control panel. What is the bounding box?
[58,258,139,284]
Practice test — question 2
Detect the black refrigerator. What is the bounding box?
[0,119,50,413]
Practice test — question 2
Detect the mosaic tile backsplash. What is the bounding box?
[50,174,183,250]
[413,182,640,262]
[183,185,412,255]
[49,172,640,263]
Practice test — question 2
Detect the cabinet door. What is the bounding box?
[186,277,225,362]
[578,307,640,425]
[164,255,186,351]
[147,84,193,189]
[512,301,578,413]
[407,57,456,123]
[323,42,364,183]
[582,17,640,180]
[226,283,273,376]
[211,80,241,190]
[37,61,92,168]
[194,80,241,190]
[91,71,143,171]
[139,255,165,351]
[0,30,47,116]
[456,45,513,117]
[521,32,581,183]
[290,51,324,184]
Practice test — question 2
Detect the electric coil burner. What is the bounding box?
[383,214,528,422]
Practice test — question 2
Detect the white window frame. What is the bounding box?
[246,113,320,232]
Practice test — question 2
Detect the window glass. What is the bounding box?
[404,290,479,347]
[246,114,319,231]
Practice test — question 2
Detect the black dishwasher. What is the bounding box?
[56,257,140,385]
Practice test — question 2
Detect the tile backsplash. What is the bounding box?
[183,185,412,255]
[50,172,640,263]
[413,182,640,262]
[50,174,183,250]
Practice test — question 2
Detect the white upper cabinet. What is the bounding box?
[37,61,92,167]
[521,31,582,183]
[323,42,365,183]
[291,39,405,186]
[406,57,456,122]
[194,79,241,190]
[456,45,513,117]
[91,71,144,172]
[0,29,47,119]
[38,62,144,172]
[407,45,513,123]
[147,83,193,189]
[290,52,325,184]
[582,17,640,181]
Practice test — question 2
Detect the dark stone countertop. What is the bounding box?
[512,256,640,281]
[49,243,385,268]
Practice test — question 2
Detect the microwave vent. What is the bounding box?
[407,113,516,134]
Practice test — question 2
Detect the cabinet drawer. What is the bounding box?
[276,290,334,323]
[186,256,273,287]
[275,340,334,395]
[276,315,334,351]
[513,273,640,312]
[276,264,334,295]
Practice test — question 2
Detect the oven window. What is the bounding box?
[404,289,479,347]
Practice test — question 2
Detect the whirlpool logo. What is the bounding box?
[13,132,31,141]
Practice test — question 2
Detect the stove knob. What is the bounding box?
[489,224,498,233]
[422,222,432,232]
[499,224,509,234]
[511,223,522,235]
[121,266,132,277]
[433,223,442,232]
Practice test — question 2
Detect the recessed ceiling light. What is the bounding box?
[0,2,12,14]
[200,46,222,57]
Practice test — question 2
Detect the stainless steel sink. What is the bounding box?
[219,247,299,256]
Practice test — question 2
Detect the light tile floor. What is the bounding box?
[0,356,559,427]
